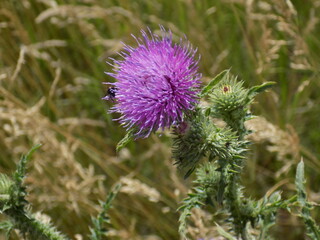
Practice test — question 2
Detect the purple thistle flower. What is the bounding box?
[104,27,202,138]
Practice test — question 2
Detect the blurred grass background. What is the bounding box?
[0,0,320,239]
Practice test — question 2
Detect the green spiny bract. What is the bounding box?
[194,162,221,193]
[172,108,246,178]
[172,110,210,178]
[209,75,250,138]
[210,78,249,114]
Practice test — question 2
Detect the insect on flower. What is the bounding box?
[102,87,118,102]
[103,26,202,138]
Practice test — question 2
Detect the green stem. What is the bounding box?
[225,167,249,238]
[225,116,253,239]
[241,225,252,240]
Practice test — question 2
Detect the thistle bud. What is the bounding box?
[210,75,249,118]
[209,74,250,137]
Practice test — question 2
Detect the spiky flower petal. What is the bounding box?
[104,27,202,137]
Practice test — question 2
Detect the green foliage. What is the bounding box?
[247,82,276,101]
[295,161,320,239]
[172,110,215,178]
[178,188,206,239]
[1,0,320,239]
[194,162,221,196]
[0,174,13,208]
[0,144,123,240]
[14,144,42,187]
[177,71,285,239]
[0,221,14,239]
[201,69,230,97]
[116,129,135,152]
[296,161,306,204]
[89,184,121,240]
[7,213,69,240]
[178,162,231,238]
[0,145,69,240]
[172,106,247,179]
[256,191,284,240]
[11,144,42,210]
[215,223,236,240]
[210,77,249,115]
[209,76,249,139]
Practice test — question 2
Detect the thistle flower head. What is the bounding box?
[104,27,202,137]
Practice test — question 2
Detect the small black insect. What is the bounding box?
[225,142,231,148]
[103,87,117,102]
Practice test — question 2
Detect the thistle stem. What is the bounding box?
[224,116,253,239]
[241,225,251,240]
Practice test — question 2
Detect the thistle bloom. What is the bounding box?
[104,27,201,137]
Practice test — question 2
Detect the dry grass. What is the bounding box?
[1,0,320,239]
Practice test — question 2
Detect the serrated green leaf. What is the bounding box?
[0,221,14,239]
[178,186,207,239]
[295,160,320,239]
[204,107,211,117]
[0,174,13,200]
[183,166,196,179]
[215,223,236,240]
[269,191,282,203]
[228,169,239,174]
[0,194,10,201]
[14,144,42,185]
[295,160,306,204]
[116,130,134,152]
[201,69,230,97]
[0,221,13,230]
[247,82,276,99]
[89,184,121,240]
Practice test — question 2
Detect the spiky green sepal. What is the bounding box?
[209,75,249,138]
[172,109,247,178]
[172,110,211,178]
